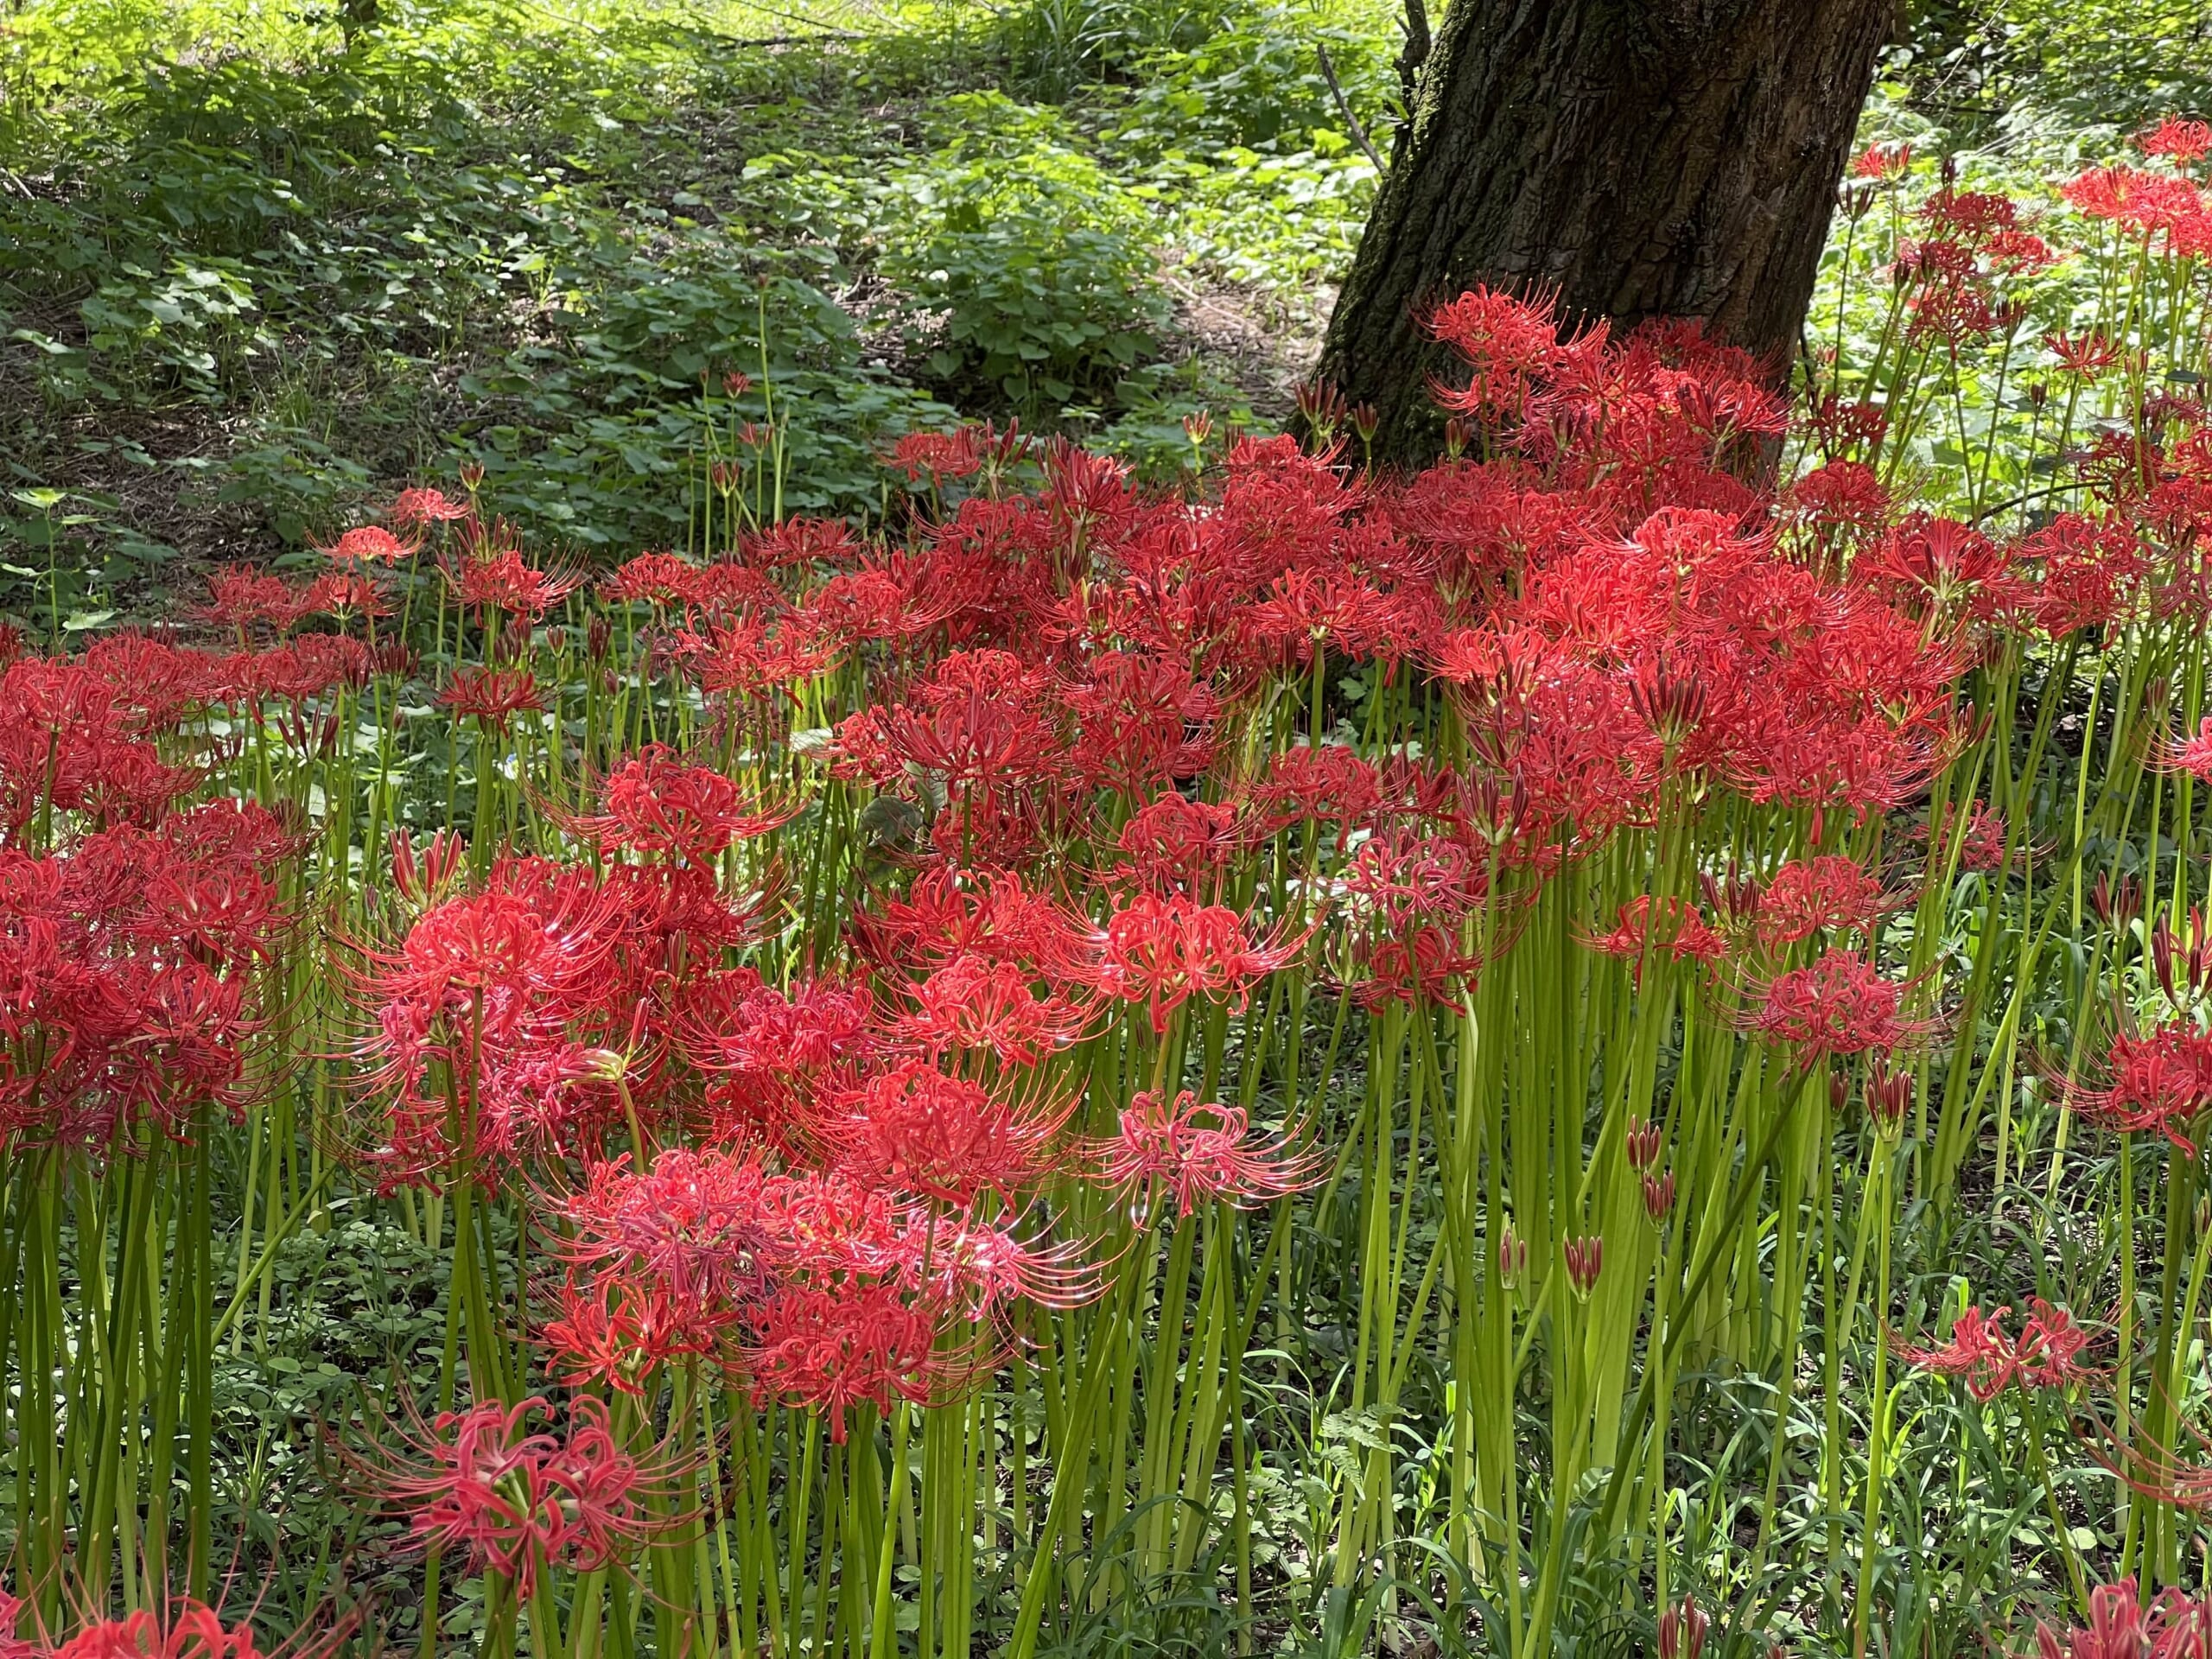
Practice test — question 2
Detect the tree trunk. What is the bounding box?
[1318,0,1893,465]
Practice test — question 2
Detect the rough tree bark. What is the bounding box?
[1318,0,1894,465]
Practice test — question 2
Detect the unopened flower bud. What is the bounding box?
[1659,1599,1709,1659]
[1867,1059,1913,1141]
[1497,1221,1528,1292]
[1625,1117,1662,1173]
[1564,1235,1603,1300]
[1643,1170,1675,1227]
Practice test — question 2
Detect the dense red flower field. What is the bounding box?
[7,125,2212,1659]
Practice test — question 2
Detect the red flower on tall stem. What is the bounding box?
[1896,1299,2094,1400]
[380,1395,645,1595]
[1093,893,1306,1033]
[567,745,795,862]
[1745,951,1929,1058]
[1101,1089,1322,1217]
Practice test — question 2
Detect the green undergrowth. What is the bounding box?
[0,0,1393,617]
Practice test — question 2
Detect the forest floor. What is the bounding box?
[0,0,1391,621]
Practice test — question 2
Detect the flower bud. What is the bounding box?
[1643,1170,1675,1227]
[1564,1235,1603,1300]
[1867,1059,1913,1141]
[1625,1117,1662,1173]
[1659,1599,1708,1659]
[1497,1221,1528,1292]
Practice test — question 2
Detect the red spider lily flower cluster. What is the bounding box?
[1745,952,1930,1059]
[384,1395,645,1594]
[1896,1299,2094,1399]
[2067,1018,2212,1150]
[0,658,296,1149]
[1101,1090,1322,1218]
[2038,1581,2212,1659]
[23,1601,264,1659]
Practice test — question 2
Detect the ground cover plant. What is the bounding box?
[10,0,2212,1655]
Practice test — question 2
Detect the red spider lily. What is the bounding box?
[821,1061,1069,1206]
[887,428,985,484]
[836,650,1068,805]
[542,1272,735,1394]
[743,518,867,573]
[1093,893,1307,1032]
[1896,1299,2094,1400]
[2039,1582,2212,1659]
[194,567,315,638]
[555,1147,780,1374]
[33,1602,263,1659]
[389,486,474,527]
[2063,165,2209,243]
[2068,1019,2212,1150]
[1850,141,1911,181]
[1061,652,1221,797]
[0,807,288,1147]
[1806,393,1891,454]
[1426,286,1565,418]
[1100,1089,1322,1217]
[1869,514,2022,620]
[2046,330,2124,380]
[2151,912,2212,1006]
[1583,894,1726,967]
[1756,855,1903,945]
[449,547,581,623]
[382,1395,647,1594]
[317,524,416,565]
[563,745,796,863]
[890,951,1093,1065]
[348,869,642,1174]
[1247,744,1381,838]
[671,615,841,704]
[440,666,544,731]
[1113,794,1243,898]
[685,973,877,1082]
[1342,831,1484,931]
[2141,117,2212,166]
[8,680,201,827]
[600,551,702,610]
[748,1280,954,1440]
[299,567,388,623]
[2159,716,2212,783]
[1350,923,1482,1011]
[1929,798,2012,872]
[854,866,1092,984]
[927,1218,1098,1317]
[1745,952,1929,1058]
